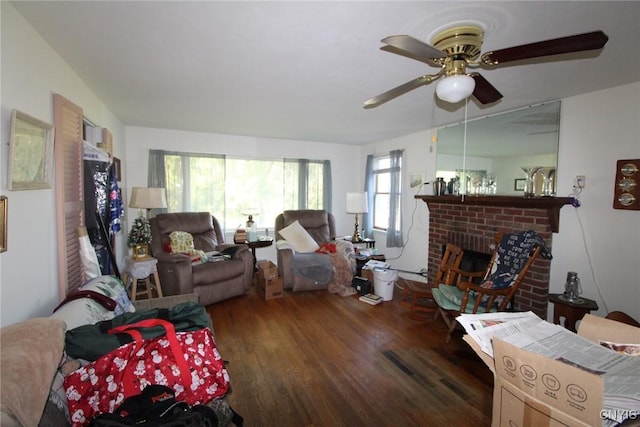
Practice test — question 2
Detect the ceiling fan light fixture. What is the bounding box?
[435,74,476,103]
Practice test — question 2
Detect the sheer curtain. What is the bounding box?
[148,149,168,216]
[149,151,331,221]
[284,158,332,210]
[362,154,374,238]
[322,160,332,212]
[387,149,404,247]
[148,150,225,216]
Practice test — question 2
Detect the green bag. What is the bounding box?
[65,301,213,361]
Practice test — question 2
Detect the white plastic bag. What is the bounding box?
[78,226,101,279]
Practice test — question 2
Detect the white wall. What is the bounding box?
[550,82,640,321]
[363,130,435,283]
[0,2,125,326]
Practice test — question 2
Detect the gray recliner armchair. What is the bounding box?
[149,212,253,305]
[275,210,337,291]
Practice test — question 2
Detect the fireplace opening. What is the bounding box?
[443,245,491,284]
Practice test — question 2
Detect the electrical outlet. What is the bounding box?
[575,175,586,189]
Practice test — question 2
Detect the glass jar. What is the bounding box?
[246,215,258,242]
[563,271,582,302]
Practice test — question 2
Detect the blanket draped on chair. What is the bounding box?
[482,230,552,290]
[290,240,356,296]
[292,253,334,284]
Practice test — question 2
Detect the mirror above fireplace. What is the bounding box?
[435,101,560,196]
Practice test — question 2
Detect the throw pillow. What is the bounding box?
[0,317,66,427]
[278,220,320,253]
[169,231,195,254]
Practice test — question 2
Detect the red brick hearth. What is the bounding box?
[416,195,574,318]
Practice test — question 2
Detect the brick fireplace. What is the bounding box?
[417,195,573,318]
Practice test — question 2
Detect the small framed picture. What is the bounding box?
[514,178,526,191]
[113,157,122,181]
[0,196,7,253]
[409,172,425,188]
[8,110,54,190]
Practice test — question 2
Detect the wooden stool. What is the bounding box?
[122,256,164,301]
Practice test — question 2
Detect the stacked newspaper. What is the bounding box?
[458,312,640,426]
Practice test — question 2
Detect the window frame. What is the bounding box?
[151,151,331,232]
[372,155,392,232]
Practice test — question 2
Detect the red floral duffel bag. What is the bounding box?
[63,319,230,427]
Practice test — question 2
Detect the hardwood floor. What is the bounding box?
[207,284,494,426]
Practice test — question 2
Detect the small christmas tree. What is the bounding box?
[127,216,152,248]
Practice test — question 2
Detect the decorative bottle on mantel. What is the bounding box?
[433,177,446,196]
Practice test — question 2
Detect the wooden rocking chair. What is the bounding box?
[432,231,546,343]
[400,243,464,317]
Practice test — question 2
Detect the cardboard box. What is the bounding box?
[257,260,278,281]
[466,314,640,427]
[258,277,283,300]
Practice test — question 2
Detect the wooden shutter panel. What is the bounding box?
[53,94,84,297]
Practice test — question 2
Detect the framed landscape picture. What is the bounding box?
[7,110,54,190]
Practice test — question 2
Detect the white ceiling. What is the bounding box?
[11,1,640,145]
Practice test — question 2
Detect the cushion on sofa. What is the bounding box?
[278,220,320,253]
[0,317,66,427]
[169,230,195,253]
[50,275,134,330]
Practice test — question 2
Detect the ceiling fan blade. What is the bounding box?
[364,74,437,109]
[381,35,446,62]
[380,45,436,65]
[470,73,503,104]
[481,30,608,65]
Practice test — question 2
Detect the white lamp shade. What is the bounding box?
[129,187,168,209]
[435,74,476,103]
[346,192,368,214]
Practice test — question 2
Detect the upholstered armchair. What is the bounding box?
[275,210,350,292]
[149,212,253,305]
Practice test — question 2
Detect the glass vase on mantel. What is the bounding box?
[521,166,542,198]
[537,167,557,196]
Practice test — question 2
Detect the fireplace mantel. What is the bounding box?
[415,195,575,232]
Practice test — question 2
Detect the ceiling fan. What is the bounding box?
[363,25,608,108]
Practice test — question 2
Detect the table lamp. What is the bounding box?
[346,192,368,242]
[128,187,168,258]
[129,187,168,218]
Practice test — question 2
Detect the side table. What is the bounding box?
[548,293,598,332]
[244,237,274,271]
[122,256,163,301]
[339,236,376,249]
[356,254,386,276]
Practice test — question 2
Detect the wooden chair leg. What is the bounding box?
[437,307,459,343]
[445,320,458,344]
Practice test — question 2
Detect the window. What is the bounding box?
[365,150,403,247]
[149,150,331,232]
[372,156,391,230]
